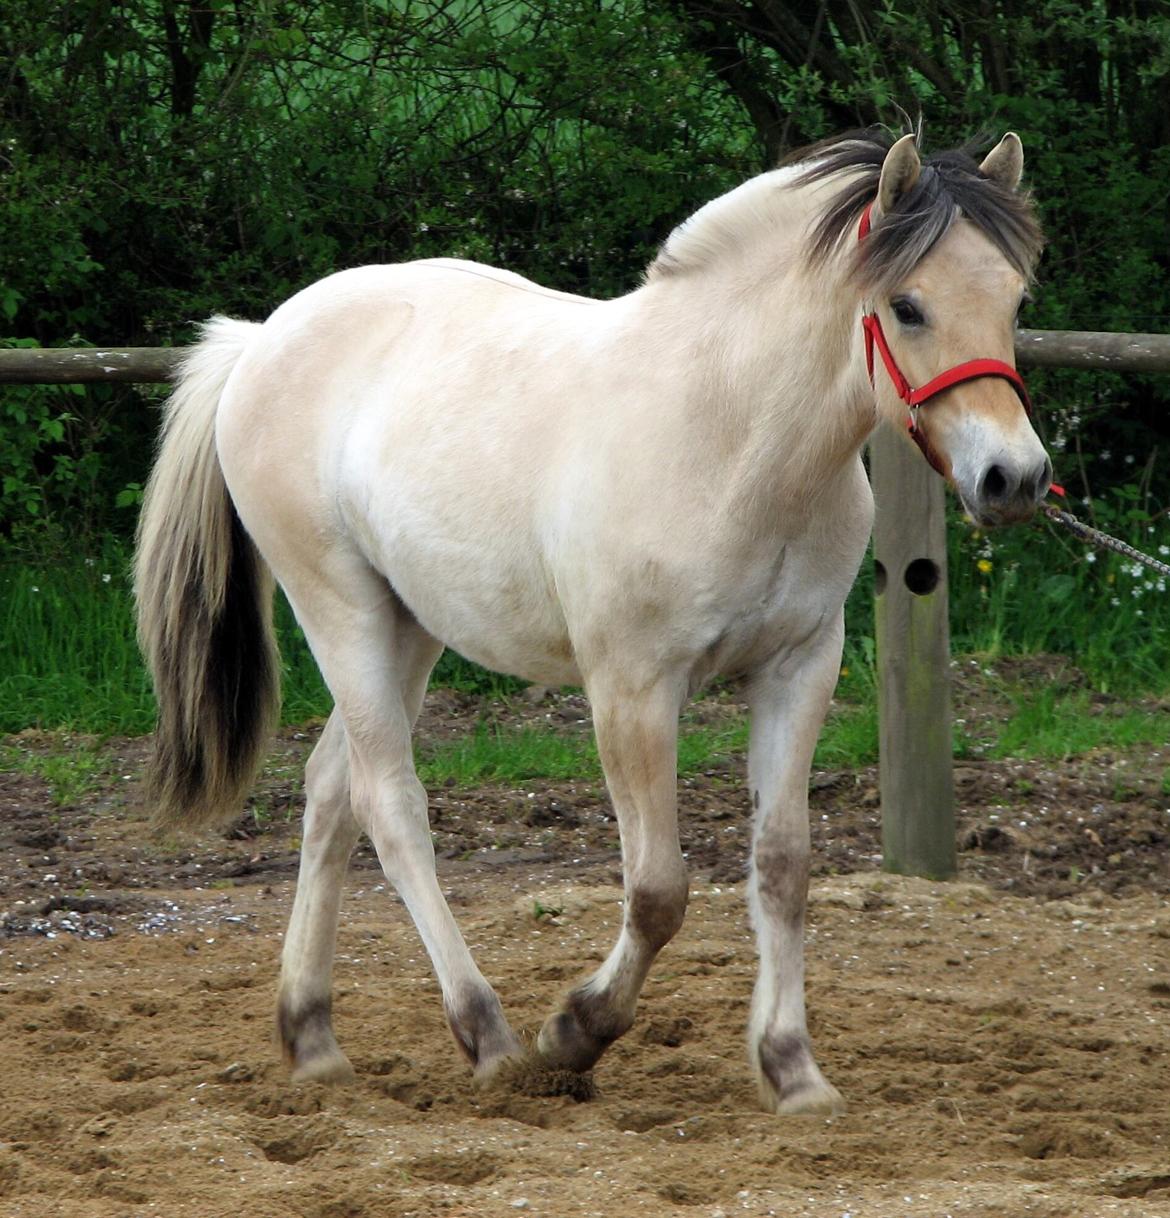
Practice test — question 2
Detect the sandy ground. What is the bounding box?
[2,684,1169,1217]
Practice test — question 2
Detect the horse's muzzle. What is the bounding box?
[968,455,1053,526]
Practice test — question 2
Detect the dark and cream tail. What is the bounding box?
[134,317,279,829]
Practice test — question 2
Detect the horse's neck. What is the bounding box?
[635,233,875,516]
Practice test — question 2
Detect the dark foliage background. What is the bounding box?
[2,0,1168,547]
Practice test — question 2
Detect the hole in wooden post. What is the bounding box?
[904,558,940,596]
[874,560,887,595]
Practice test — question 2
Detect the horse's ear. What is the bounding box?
[979,133,1024,191]
[876,134,921,217]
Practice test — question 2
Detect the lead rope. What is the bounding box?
[1040,503,1170,579]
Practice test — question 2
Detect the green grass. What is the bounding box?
[943,497,1170,696]
[0,740,110,806]
[412,706,879,789]
[979,688,1168,761]
[0,547,155,734]
[417,724,599,786]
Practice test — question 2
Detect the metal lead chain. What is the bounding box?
[1040,504,1170,579]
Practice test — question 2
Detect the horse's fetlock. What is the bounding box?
[276,991,354,1083]
[754,1029,842,1114]
[537,1011,609,1073]
[757,1029,812,1088]
[567,986,634,1044]
[444,984,518,1068]
[277,994,329,1053]
[537,986,633,1072]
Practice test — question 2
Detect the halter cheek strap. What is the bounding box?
[857,203,1033,479]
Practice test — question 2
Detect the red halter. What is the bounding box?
[857,203,1033,478]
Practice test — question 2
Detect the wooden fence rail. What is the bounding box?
[3,328,1168,879]
[3,330,1170,383]
[0,347,181,382]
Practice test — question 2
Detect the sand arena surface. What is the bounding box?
[2,687,1169,1217]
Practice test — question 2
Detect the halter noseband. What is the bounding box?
[857,203,1032,478]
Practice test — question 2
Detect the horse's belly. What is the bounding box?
[414,589,583,688]
[359,519,583,687]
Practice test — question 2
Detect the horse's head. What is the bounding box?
[862,134,1052,526]
[806,129,1052,526]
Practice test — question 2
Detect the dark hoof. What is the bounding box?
[756,1030,843,1115]
[277,995,354,1084]
[536,1008,613,1073]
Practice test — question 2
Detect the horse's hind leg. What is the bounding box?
[276,558,522,1081]
[537,675,688,1071]
[278,708,361,1082]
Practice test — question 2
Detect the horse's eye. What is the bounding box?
[891,298,924,327]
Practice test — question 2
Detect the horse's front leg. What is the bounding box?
[747,618,846,1115]
[537,675,688,1071]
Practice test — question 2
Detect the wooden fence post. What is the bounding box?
[869,423,956,879]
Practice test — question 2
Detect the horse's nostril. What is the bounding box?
[1015,458,1053,504]
[982,464,1009,501]
[1032,457,1054,500]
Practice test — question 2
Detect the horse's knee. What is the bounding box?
[751,826,809,922]
[628,872,688,951]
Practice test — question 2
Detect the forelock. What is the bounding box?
[793,129,1045,292]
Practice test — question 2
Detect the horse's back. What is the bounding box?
[215,260,615,683]
[216,257,609,502]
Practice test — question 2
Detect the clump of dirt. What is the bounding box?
[489,1057,598,1103]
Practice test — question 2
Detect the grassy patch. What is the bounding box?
[412,703,877,789]
[943,502,1170,697]
[0,739,111,806]
[417,724,599,787]
[0,550,154,734]
[982,689,1168,761]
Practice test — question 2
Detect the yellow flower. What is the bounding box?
[977,558,993,575]
[839,666,851,679]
